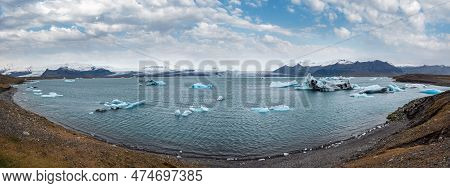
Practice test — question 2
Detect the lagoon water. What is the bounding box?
[13,77,448,159]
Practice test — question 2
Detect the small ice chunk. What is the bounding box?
[89,112,94,115]
[181,110,192,117]
[258,158,265,161]
[33,92,43,95]
[369,78,377,81]
[191,83,213,89]
[189,106,209,112]
[32,89,42,93]
[269,80,298,88]
[350,93,374,98]
[174,109,181,116]
[217,96,224,101]
[125,100,146,109]
[283,153,289,156]
[146,80,166,86]
[420,89,443,95]
[22,131,30,136]
[251,107,270,113]
[64,79,75,83]
[387,84,404,92]
[405,84,426,89]
[41,92,63,98]
[270,105,290,112]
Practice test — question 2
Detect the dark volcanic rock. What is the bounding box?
[400,65,450,75]
[41,67,114,79]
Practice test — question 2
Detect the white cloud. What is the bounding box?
[333,27,351,38]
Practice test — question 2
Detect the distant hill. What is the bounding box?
[41,67,114,79]
[399,65,450,75]
[273,60,450,77]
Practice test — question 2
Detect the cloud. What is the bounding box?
[333,27,351,38]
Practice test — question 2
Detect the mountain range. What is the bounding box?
[272,60,450,77]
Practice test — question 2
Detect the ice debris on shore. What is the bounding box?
[191,83,213,89]
[420,89,443,95]
[41,92,63,98]
[269,80,298,88]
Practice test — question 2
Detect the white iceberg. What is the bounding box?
[146,80,166,86]
[251,107,270,113]
[217,96,224,101]
[41,92,63,98]
[359,85,387,94]
[269,80,298,88]
[404,84,426,89]
[64,79,75,83]
[33,92,43,95]
[32,89,42,93]
[369,78,377,81]
[191,83,213,89]
[189,105,209,112]
[174,110,181,116]
[302,74,353,92]
[270,105,290,112]
[387,84,404,92]
[124,100,146,109]
[350,93,374,98]
[181,110,193,117]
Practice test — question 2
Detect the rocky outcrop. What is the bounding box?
[393,74,450,87]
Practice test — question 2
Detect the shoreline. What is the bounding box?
[1,77,448,167]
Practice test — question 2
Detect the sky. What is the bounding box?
[0,0,449,71]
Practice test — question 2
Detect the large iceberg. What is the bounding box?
[359,85,388,94]
[269,80,298,88]
[41,92,64,98]
[302,74,353,92]
[420,89,443,95]
[191,83,213,89]
[101,99,146,111]
[386,84,404,92]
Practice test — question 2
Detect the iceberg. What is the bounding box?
[191,83,213,89]
[251,107,270,113]
[189,106,209,112]
[146,80,166,86]
[174,110,181,116]
[217,96,224,101]
[420,89,443,95]
[41,92,63,98]
[369,78,377,81]
[181,110,193,117]
[386,84,404,92]
[359,85,388,94]
[64,79,75,83]
[33,92,43,95]
[32,89,42,93]
[124,100,146,109]
[350,93,374,98]
[269,80,298,88]
[302,74,353,92]
[405,84,426,89]
[270,105,290,112]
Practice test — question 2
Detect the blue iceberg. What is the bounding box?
[270,105,290,112]
[420,89,443,95]
[269,80,299,88]
[251,107,270,113]
[191,83,213,89]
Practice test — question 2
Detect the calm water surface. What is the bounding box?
[13,77,448,159]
